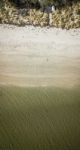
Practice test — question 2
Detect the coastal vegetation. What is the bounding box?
[0,0,80,29]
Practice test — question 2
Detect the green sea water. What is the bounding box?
[0,86,80,150]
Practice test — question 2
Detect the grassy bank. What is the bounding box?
[0,86,80,150]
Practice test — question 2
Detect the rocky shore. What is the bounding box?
[0,1,80,29]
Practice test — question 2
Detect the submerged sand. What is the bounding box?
[0,25,80,87]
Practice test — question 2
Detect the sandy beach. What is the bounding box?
[0,24,80,87]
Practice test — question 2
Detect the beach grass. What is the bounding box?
[0,86,80,150]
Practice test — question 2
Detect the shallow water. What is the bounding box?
[0,86,80,150]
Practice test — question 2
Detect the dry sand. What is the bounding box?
[0,24,80,87]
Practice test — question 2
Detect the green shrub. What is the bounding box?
[9,0,39,6]
[0,0,4,9]
[9,0,80,8]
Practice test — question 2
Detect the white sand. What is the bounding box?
[0,24,80,87]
